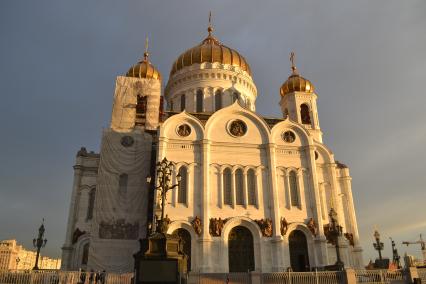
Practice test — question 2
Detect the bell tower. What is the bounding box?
[279,52,322,142]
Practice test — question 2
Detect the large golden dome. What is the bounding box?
[126,50,161,81]
[280,52,314,96]
[170,26,251,77]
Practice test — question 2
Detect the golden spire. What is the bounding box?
[207,11,213,35]
[290,51,298,74]
[143,36,149,61]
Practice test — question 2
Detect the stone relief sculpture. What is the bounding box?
[72,228,86,244]
[344,232,355,247]
[323,224,336,245]
[306,218,318,236]
[177,124,191,137]
[229,120,247,137]
[191,216,202,236]
[99,219,139,240]
[255,218,273,237]
[280,217,289,236]
[209,217,226,237]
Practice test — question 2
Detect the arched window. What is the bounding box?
[180,94,186,111]
[300,104,311,124]
[247,169,256,206]
[178,166,188,204]
[235,169,244,205]
[289,171,299,206]
[86,188,96,221]
[233,92,239,103]
[223,168,232,205]
[214,90,222,111]
[136,95,147,116]
[196,90,203,112]
[82,243,90,265]
[119,174,128,199]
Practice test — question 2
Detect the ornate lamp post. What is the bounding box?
[15,257,20,270]
[373,229,384,261]
[146,157,181,233]
[390,237,401,268]
[32,219,47,270]
[329,208,344,269]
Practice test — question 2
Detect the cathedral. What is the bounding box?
[61,21,363,273]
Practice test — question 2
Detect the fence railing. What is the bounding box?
[418,268,426,282]
[355,269,405,283]
[0,270,133,284]
[262,271,343,284]
[188,272,250,284]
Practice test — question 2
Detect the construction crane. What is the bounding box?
[402,234,426,264]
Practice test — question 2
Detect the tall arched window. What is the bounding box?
[247,169,256,206]
[235,169,244,205]
[214,90,222,111]
[82,243,90,265]
[119,174,128,199]
[86,188,96,221]
[196,90,203,112]
[180,94,186,111]
[223,168,232,205]
[300,104,311,124]
[178,166,188,204]
[289,171,299,206]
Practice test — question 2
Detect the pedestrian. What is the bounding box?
[88,269,95,284]
[79,269,86,284]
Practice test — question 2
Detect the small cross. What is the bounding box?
[290,51,297,73]
[143,36,149,60]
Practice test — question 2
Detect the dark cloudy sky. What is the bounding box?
[1,1,425,264]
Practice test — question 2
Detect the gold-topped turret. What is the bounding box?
[127,37,162,80]
[170,12,251,77]
[280,52,314,96]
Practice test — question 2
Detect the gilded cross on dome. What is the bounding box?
[143,36,149,61]
[290,51,298,74]
[208,11,213,35]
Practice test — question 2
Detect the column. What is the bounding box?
[266,143,285,271]
[305,145,328,267]
[199,139,212,271]
[296,169,304,210]
[231,171,236,208]
[327,163,344,225]
[61,162,83,270]
[218,168,224,208]
[243,171,248,208]
[284,170,291,209]
[255,168,261,209]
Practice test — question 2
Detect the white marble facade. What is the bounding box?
[61,27,363,273]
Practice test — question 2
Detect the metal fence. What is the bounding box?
[188,272,250,284]
[0,270,133,284]
[418,268,426,282]
[262,271,343,284]
[355,269,405,284]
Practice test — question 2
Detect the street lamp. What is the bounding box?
[328,208,344,269]
[373,229,384,261]
[146,157,181,233]
[32,219,47,270]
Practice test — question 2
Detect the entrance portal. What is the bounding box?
[172,228,191,271]
[289,230,310,271]
[228,226,255,272]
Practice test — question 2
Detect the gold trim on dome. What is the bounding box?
[170,14,251,77]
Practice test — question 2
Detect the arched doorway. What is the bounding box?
[289,230,310,271]
[172,229,191,271]
[228,226,255,272]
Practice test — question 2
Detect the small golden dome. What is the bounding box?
[126,38,161,80]
[170,25,251,77]
[126,56,161,80]
[280,52,314,96]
